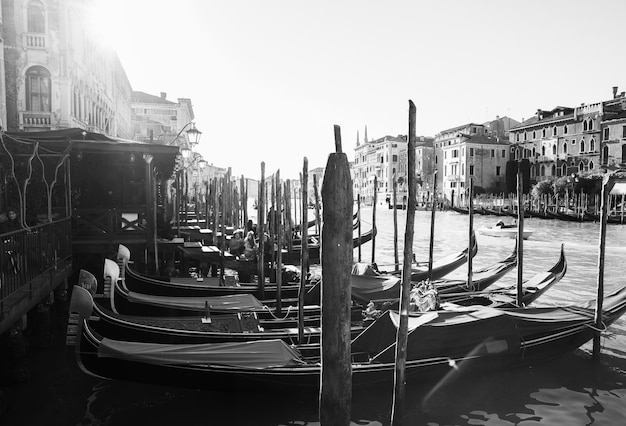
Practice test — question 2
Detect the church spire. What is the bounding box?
[364,125,368,143]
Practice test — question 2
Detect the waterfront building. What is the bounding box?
[131,91,195,145]
[353,129,407,205]
[1,0,132,137]
[509,88,626,184]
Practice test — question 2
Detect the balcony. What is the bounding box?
[23,33,47,49]
[20,111,52,127]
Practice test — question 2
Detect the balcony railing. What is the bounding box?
[23,33,47,49]
[20,111,52,127]
[0,218,72,316]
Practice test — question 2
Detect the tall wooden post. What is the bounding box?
[428,171,437,281]
[516,162,524,306]
[313,174,321,236]
[258,163,266,299]
[593,174,615,359]
[371,175,378,264]
[299,158,309,343]
[285,180,293,259]
[319,125,352,426]
[393,174,399,268]
[467,178,474,291]
[391,100,417,425]
[357,194,362,262]
[276,170,283,315]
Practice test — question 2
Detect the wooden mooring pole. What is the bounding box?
[391,100,417,425]
[275,170,283,316]
[516,161,524,306]
[467,178,474,291]
[371,176,377,264]
[299,158,309,344]
[258,162,266,299]
[428,171,437,281]
[319,125,352,425]
[593,173,615,359]
[393,174,399,268]
[357,194,362,262]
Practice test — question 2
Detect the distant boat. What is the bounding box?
[479,222,533,240]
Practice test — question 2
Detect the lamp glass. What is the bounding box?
[181,147,192,159]
[186,124,202,145]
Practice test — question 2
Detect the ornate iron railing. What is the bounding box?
[0,218,72,316]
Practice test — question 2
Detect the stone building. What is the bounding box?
[131,90,195,145]
[1,0,132,137]
[353,129,406,205]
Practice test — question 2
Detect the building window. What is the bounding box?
[25,66,51,112]
[589,161,594,170]
[27,1,46,33]
[496,166,501,176]
[392,154,398,162]
[516,133,520,142]
[469,165,474,175]
[532,130,536,139]
[563,142,567,154]
[469,147,474,156]
[491,149,495,157]
[524,132,527,141]
[552,144,556,155]
[541,146,546,156]
[540,165,545,176]
[501,149,506,158]
[553,126,557,136]
[564,125,568,135]
[542,128,546,138]
[551,164,556,176]
[604,127,610,140]
[561,163,567,175]
[530,165,536,178]
[622,125,626,138]
[580,140,585,153]
[590,139,595,151]
[579,162,584,172]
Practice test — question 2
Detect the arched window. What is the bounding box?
[579,162,585,172]
[27,1,45,33]
[583,120,588,132]
[552,126,557,136]
[590,138,595,151]
[563,142,568,154]
[25,66,51,112]
[589,119,594,131]
[532,147,536,158]
[540,165,545,176]
[564,125,568,135]
[552,144,557,155]
[532,130,536,139]
[589,161,594,170]
[541,146,546,156]
[551,164,556,176]
[580,140,585,153]
[530,165,536,177]
[603,145,609,164]
[561,163,567,176]
[542,128,546,138]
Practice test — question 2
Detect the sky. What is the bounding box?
[91,0,626,180]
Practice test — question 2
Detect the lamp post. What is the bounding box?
[170,123,202,232]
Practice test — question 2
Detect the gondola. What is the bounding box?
[72,285,626,391]
[69,283,364,345]
[363,244,565,310]
[389,230,478,281]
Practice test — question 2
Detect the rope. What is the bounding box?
[585,321,608,333]
[262,304,294,321]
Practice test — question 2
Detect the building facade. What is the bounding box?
[131,91,195,145]
[353,133,407,205]
[1,0,132,137]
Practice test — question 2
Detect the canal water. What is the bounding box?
[2,207,626,426]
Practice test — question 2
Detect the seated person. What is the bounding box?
[243,231,257,261]
[229,229,245,256]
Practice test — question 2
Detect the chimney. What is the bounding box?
[536,109,542,120]
[613,86,618,99]
[160,92,167,99]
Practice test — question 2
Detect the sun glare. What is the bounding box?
[86,0,136,51]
